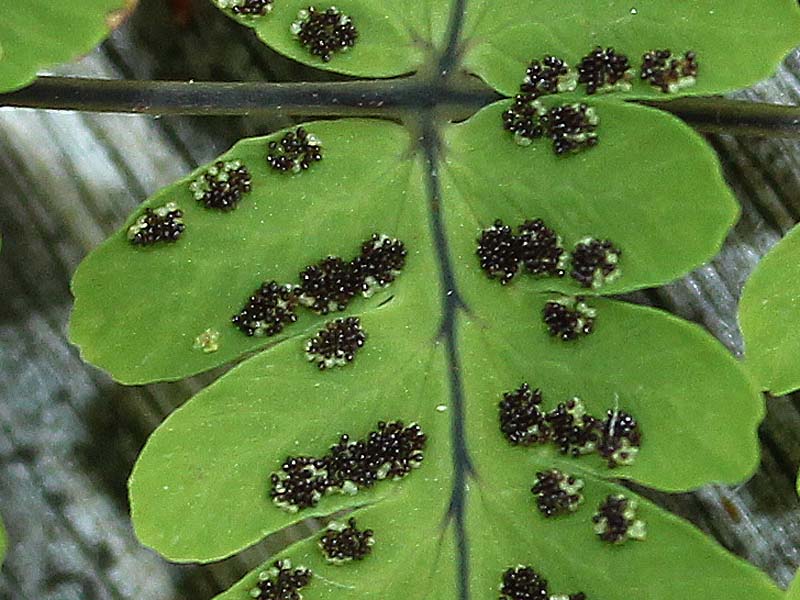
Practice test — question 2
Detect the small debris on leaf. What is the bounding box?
[193,328,220,353]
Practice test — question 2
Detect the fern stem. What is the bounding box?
[1,76,799,139]
[636,96,800,138]
[0,75,497,119]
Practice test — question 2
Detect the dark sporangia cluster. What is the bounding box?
[592,494,647,544]
[502,55,572,147]
[641,49,698,93]
[546,398,602,457]
[502,97,599,155]
[249,560,312,600]
[270,420,426,512]
[267,127,323,174]
[189,160,252,210]
[499,566,586,600]
[299,256,361,314]
[351,234,408,297]
[531,469,584,517]
[299,235,406,313]
[542,297,596,341]
[518,219,568,277]
[553,402,641,464]
[501,94,546,146]
[541,103,599,155]
[269,456,330,511]
[305,316,366,369]
[503,46,703,147]
[328,420,426,485]
[231,281,299,337]
[570,237,621,289]
[598,409,642,468]
[127,202,185,246]
[231,234,405,340]
[499,566,548,600]
[476,219,565,284]
[520,55,576,97]
[476,220,520,284]
[290,6,358,63]
[227,0,273,16]
[231,0,273,17]
[477,220,621,289]
[498,383,549,446]
[502,53,601,155]
[577,46,633,94]
[319,518,375,564]
[499,387,642,467]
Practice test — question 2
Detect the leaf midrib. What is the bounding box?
[419,110,475,600]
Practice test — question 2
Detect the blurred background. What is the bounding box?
[1,0,800,597]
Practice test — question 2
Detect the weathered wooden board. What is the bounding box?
[0,0,799,597]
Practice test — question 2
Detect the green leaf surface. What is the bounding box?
[443,99,737,296]
[460,0,800,97]
[213,496,457,600]
[70,120,430,385]
[461,296,763,493]
[0,517,5,564]
[130,290,447,561]
[0,0,129,92]
[789,570,800,599]
[71,113,773,597]
[128,291,763,560]
[739,223,800,395]
[128,287,769,598]
[70,106,737,384]
[212,0,450,78]
[214,476,780,600]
